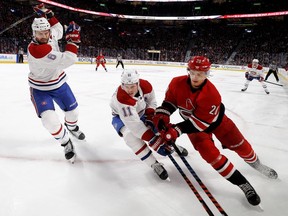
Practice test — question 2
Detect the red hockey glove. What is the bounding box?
[153,107,171,131]
[65,21,81,44]
[145,108,155,121]
[149,135,172,156]
[33,3,54,19]
[162,124,182,142]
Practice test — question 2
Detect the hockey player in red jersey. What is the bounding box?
[28,4,85,163]
[110,69,188,180]
[153,56,278,206]
[95,51,107,72]
[241,59,269,94]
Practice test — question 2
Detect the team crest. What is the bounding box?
[186,99,194,110]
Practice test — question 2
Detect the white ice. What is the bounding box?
[0,63,287,216]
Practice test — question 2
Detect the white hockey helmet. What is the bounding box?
[121,69,140,85]
[32,18,50,36]
[252,59,259,63]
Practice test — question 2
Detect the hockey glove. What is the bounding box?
[33,3,54,19]
[65,21,81,44]
[153,107,171,131]
[149,135,172,156]
[161,124,182,142]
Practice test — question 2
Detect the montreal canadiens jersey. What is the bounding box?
[164,75,222,132]
[110,79,157,139]
[27,17,78,91]
[246,63,264,78]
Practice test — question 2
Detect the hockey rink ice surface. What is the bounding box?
[0,63,287,216]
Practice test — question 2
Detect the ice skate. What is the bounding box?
[265,90,270,94]
[65,123,85,140]
[175,145,188,157]
[248,158,278,179]
[239,182,261,206]
[241,83,248,92]
[61,139,76,163]
[151,161,168,180]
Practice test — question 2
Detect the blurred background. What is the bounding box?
[0,0,288,67]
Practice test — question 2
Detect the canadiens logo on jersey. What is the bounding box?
[250,70,257,76]
[247,63,263,77]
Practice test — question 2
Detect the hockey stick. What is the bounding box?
[170,142,228,216]
[264,80,283,86]
[168,154,215,216]
[158,120,226,215]
[0,13,34,36]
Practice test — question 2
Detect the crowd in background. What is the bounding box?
[0,0,287,67]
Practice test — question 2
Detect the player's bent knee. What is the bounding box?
[65,107,79,122]
[41,110,61,133]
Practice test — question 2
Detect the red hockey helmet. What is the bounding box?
[187,56,211,72]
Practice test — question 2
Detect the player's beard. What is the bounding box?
[37,38,49,44]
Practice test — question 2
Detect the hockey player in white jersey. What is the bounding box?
[28,4,85,163]
[110,69,188,180]
[241,59,270,94]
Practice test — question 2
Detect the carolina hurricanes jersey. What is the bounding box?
[246,63,264,78]
[96,55,105,63]
[110,79,157,139]
[163,75,224,133]
[27,17,78,91]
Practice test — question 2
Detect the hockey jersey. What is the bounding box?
[27,17,78,91]
[96,55,106,63]
[246,63,264,78]
[110,79,157,140]
[162,75,225,133]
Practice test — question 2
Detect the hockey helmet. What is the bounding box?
[252,59,259,63]
[188,56,211,73]
[121,69,140,85]
[32,18,50,36]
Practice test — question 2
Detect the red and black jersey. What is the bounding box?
[162,75,225,133]
[96,54,106,63]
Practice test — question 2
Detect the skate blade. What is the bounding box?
[68,155,76,164]
[254,204,264,212]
